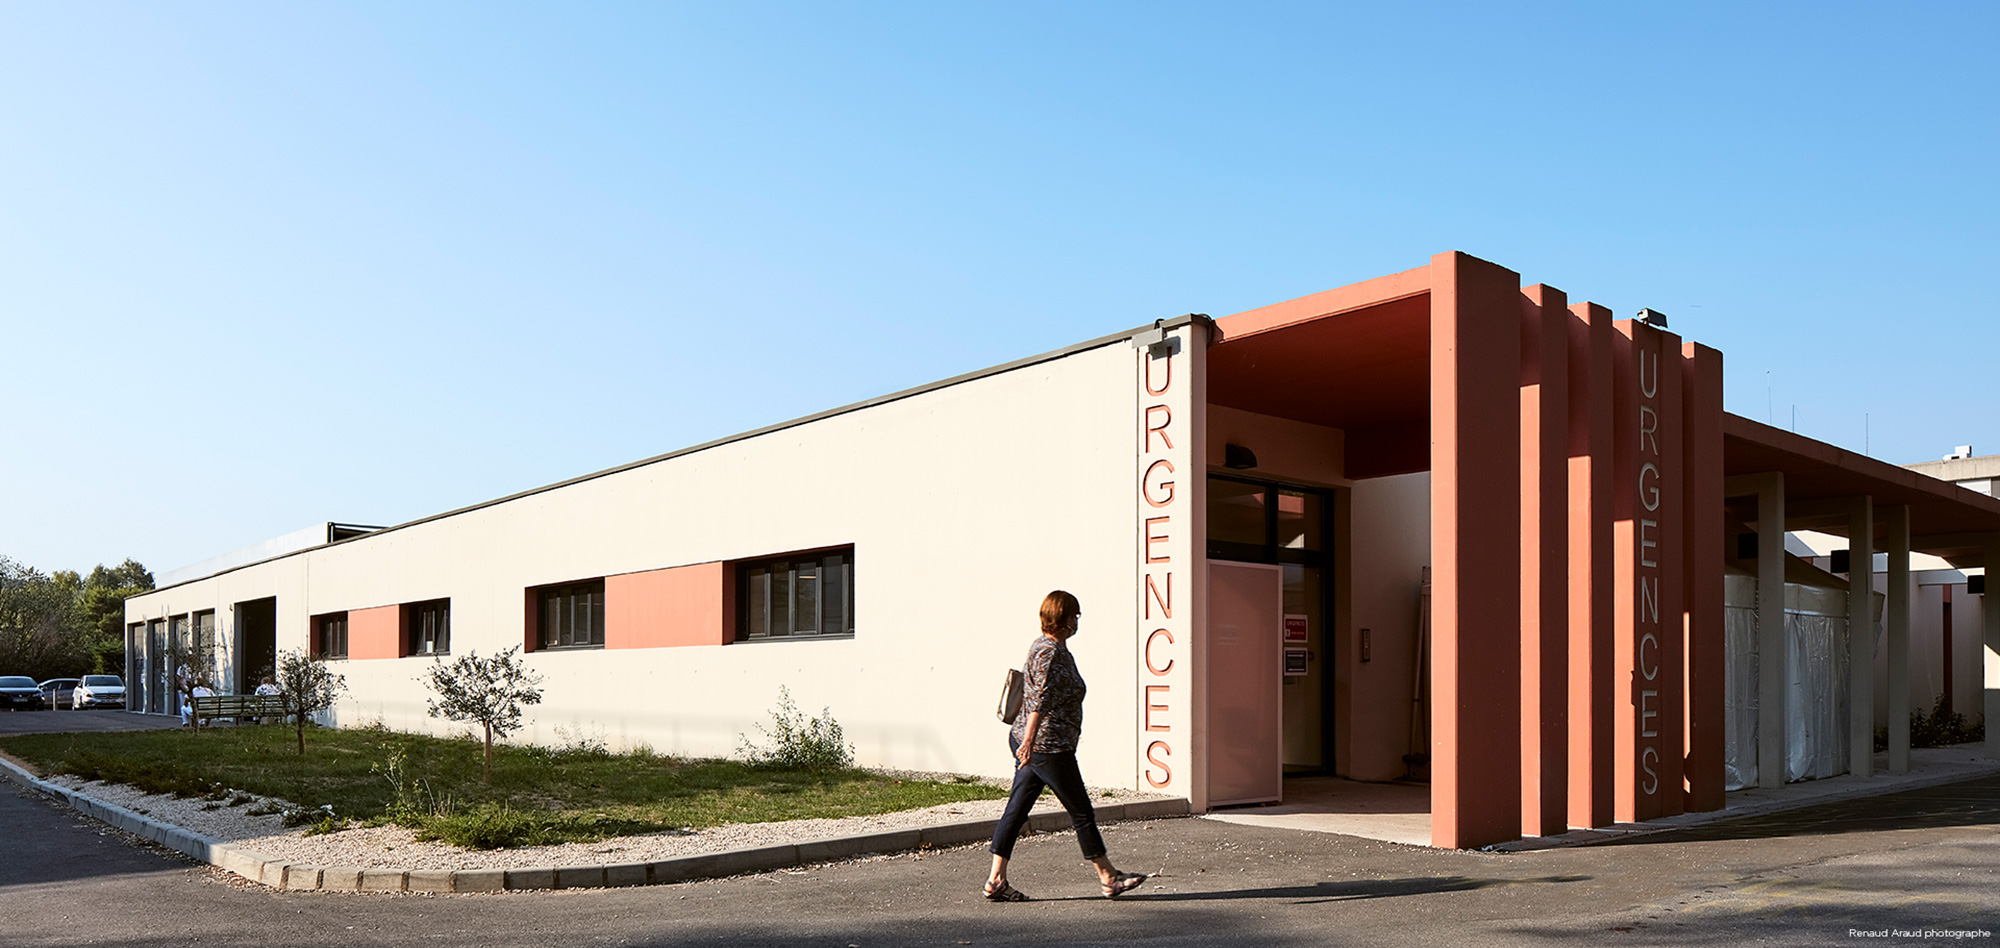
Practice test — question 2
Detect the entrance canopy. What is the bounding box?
[1723,413,2000,565]
[1208,265,1432,478]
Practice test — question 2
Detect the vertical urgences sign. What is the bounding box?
[1615,321,1682,822]
[1137,330,1192,795]
[1634,339,1666,803]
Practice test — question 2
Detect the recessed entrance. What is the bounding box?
[234,597,277,695]
[1208,475,1337,789]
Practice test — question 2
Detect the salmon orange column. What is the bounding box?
[1519,285,1570,837]
[1566,302,1616,829]
[1680,342,1726,811]
[1429,251,1524,848]
[1613,321,1684,823]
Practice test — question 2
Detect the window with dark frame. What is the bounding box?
[538,580,606,650]
[737,547,854,641]
[315,612,350,660]
[407,599,450,656]
[193,610,216,659]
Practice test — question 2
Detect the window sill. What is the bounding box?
[733,633,856,644]
[532,644,606,652]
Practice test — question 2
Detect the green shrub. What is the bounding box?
[281,804,337,831]
[548,725,611,761]
[415,802,538,849]
[738,687,854,775]
[1912,693,1984,747]
[375,744,455,826]
[409,803,661,850]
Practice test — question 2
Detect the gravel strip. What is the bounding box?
[45,775,1162,871]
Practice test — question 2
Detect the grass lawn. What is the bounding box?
[0,723,1010,848]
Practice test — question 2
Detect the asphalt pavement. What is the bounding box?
[4,767,1996,947]
[0,708,182,735]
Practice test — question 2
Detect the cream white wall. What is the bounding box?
[124,560,311,700]
[1205,406,1344,486]
[127,340,1145,787]
[1338,471,1431,781]
[1884,579,1986,724]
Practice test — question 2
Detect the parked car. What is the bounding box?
[73,675,126,709]
[39,678,80,709]
[0,676,43,710]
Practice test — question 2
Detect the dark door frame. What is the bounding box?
[1206,472,1338,775]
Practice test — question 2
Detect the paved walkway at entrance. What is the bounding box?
[1203,776,1433,845]
[1202,744,2000,850]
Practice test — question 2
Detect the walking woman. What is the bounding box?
[984,590,1147,902]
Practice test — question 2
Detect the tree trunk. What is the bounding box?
[295,704,306,754]
[483,725,493,784]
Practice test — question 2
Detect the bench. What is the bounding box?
[191,693,292,728]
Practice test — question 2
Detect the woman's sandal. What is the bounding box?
[983,881,1031,902]
[1101,872,1147,898]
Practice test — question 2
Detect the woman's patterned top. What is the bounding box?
[1011,634,1086,754]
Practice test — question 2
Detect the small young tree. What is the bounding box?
[275,648,348,754]
[422,646,543,784]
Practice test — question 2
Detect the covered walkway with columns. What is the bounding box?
[1722,416,2000,783]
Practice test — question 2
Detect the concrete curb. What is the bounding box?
[0,757,1189,893]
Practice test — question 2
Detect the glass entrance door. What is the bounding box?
[1209,475,1335,773]
[1207,560,1282,806]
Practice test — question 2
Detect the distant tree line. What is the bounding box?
[0,555,153,681]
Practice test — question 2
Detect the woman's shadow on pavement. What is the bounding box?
[1039,874,1592,904]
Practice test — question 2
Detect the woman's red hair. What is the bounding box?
[1039,590,1080,635]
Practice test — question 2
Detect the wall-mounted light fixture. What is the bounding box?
[1638,308,1668,328]
[1129,320,1168,351]
[1224,444,1258,470]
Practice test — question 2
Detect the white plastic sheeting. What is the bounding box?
[1721,573,1877,789]
[1784,586,1851,782]
[1723,574,1759,790]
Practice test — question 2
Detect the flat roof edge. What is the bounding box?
[1723,412,2000,517]
[128,315,1212,600]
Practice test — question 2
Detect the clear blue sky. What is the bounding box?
[3,2,1994,577]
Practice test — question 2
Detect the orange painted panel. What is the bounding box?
[348,604,403,660]
[607,563,727,649]
[1428,251,1523,849]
